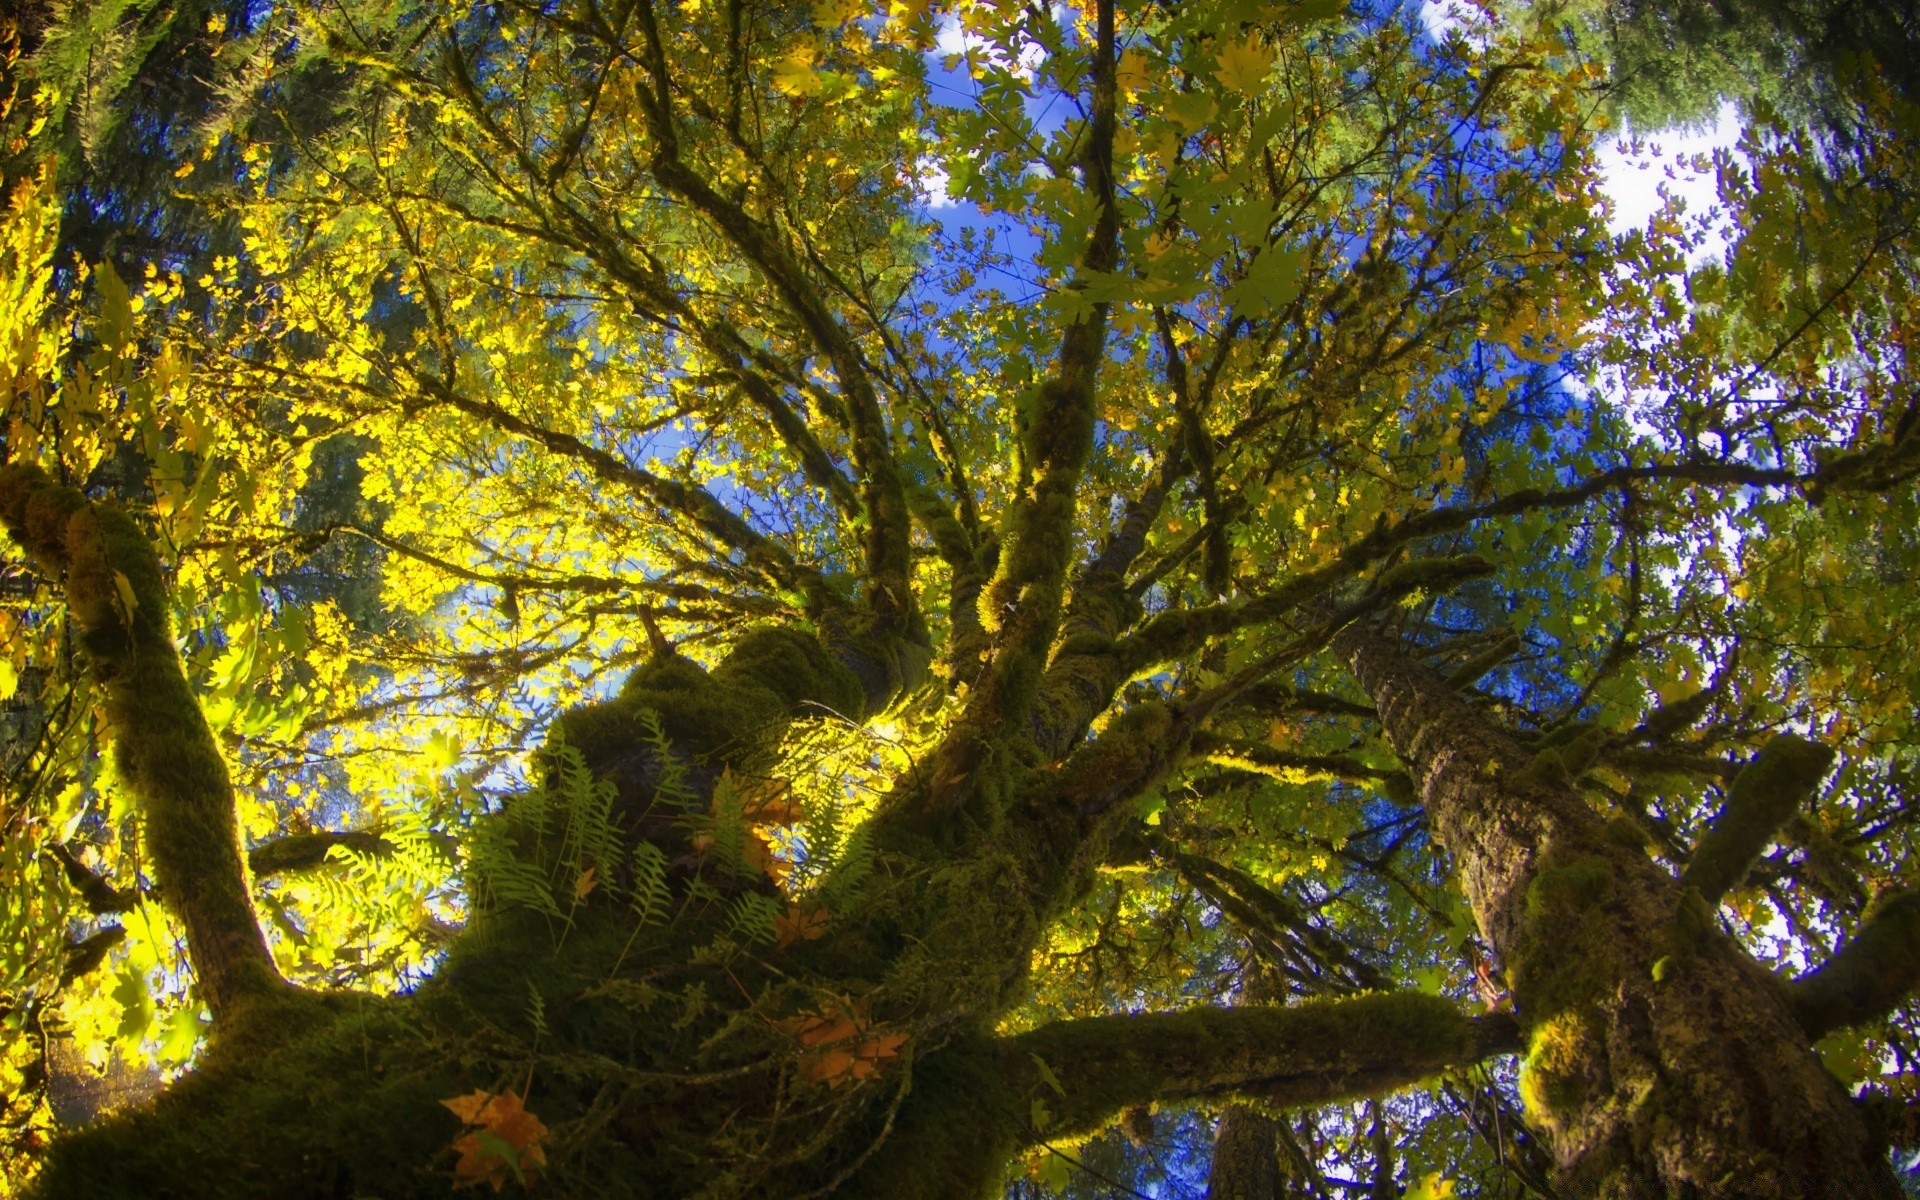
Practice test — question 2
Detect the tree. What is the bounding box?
[3,0,1919,1195]
[1515,0,1920,129]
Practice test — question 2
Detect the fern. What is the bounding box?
[525,982,548,1041]
[635,707,696,810]
[818,823,875,913]
[549,740,620,885]
[723,893,781,948]
[630,841,671,928]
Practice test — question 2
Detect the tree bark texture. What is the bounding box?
[1338,627,1895,1198]
[1206,1106,1282,1200]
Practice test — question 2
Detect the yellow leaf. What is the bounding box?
[112,570,140,620]
[573,867,598,900]
[771,51,824,97]
[1213,37,1275,93]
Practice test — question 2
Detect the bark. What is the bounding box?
[1206,1107,1282,1200]
[1681,734,1835,904]
[1338,627,1896,1198]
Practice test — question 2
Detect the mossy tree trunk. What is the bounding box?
[1337,626,1898,1198]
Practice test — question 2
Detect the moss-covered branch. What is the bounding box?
[1681,734,1835,904]
[0,464,282,1015]
[998,993,1519,1144]
[248,830,395,878]
[1787,891,1920,1040]
[923,0,1121,811]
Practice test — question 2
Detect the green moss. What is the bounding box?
[1524,858,1614,921]
[1519,1010,1600,1128]
[1788,890,1920,1040]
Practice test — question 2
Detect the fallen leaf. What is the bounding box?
[774,904,830,948]
[797,1015,861,1047]
[807,1045,856,1084]
[442,1089,549,1191]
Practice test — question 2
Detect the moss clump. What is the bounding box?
[1519,1010,1601,1129]
[1524,857,1614,922]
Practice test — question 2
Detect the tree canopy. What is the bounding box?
[1,0,1919,1195]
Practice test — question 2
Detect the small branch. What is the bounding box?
[60,925,126,986]
[50,843,136,915]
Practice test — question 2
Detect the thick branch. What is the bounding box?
[0,464,282,1015]
[999,993,1519,1144]
[248,830,395,878]
[1788,892,1920,1041]
[1681,734,1835,905]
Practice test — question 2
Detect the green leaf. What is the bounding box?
[113,967,154,1046]
[1224,244,1305,317]
[1813,1028,1877,1086]
[158,1005,210,1064]
[1029,1051,1068,1097]
[1036,1149,1071,1191]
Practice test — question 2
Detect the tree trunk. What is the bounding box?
[1207,1106,1282,1200]
[1338,628,1896,1197]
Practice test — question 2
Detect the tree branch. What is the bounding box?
[1787,891,1920,1041]
[626,0,914,633]
[1681,735,1835,905]
[0,464,283,1015]
[999,993,1520,1145]
[248,830,395,878]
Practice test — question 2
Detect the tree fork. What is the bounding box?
[1336,625,1897,1198]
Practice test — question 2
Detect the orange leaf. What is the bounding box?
[442,1089,550,1191]
[774,904,830,948]
[573,866,598,900]
[441,1090,493,1125]
[797,1015,862,1047]
[857,1031,909,1061]
[807,1045,857,1084]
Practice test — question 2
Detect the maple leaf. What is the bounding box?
[774,903,830,948]
[1213,37,1276,94]
[442,1089,550,1191]
[770,51,824,97]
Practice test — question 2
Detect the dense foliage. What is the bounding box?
[1,0,1918,1194]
